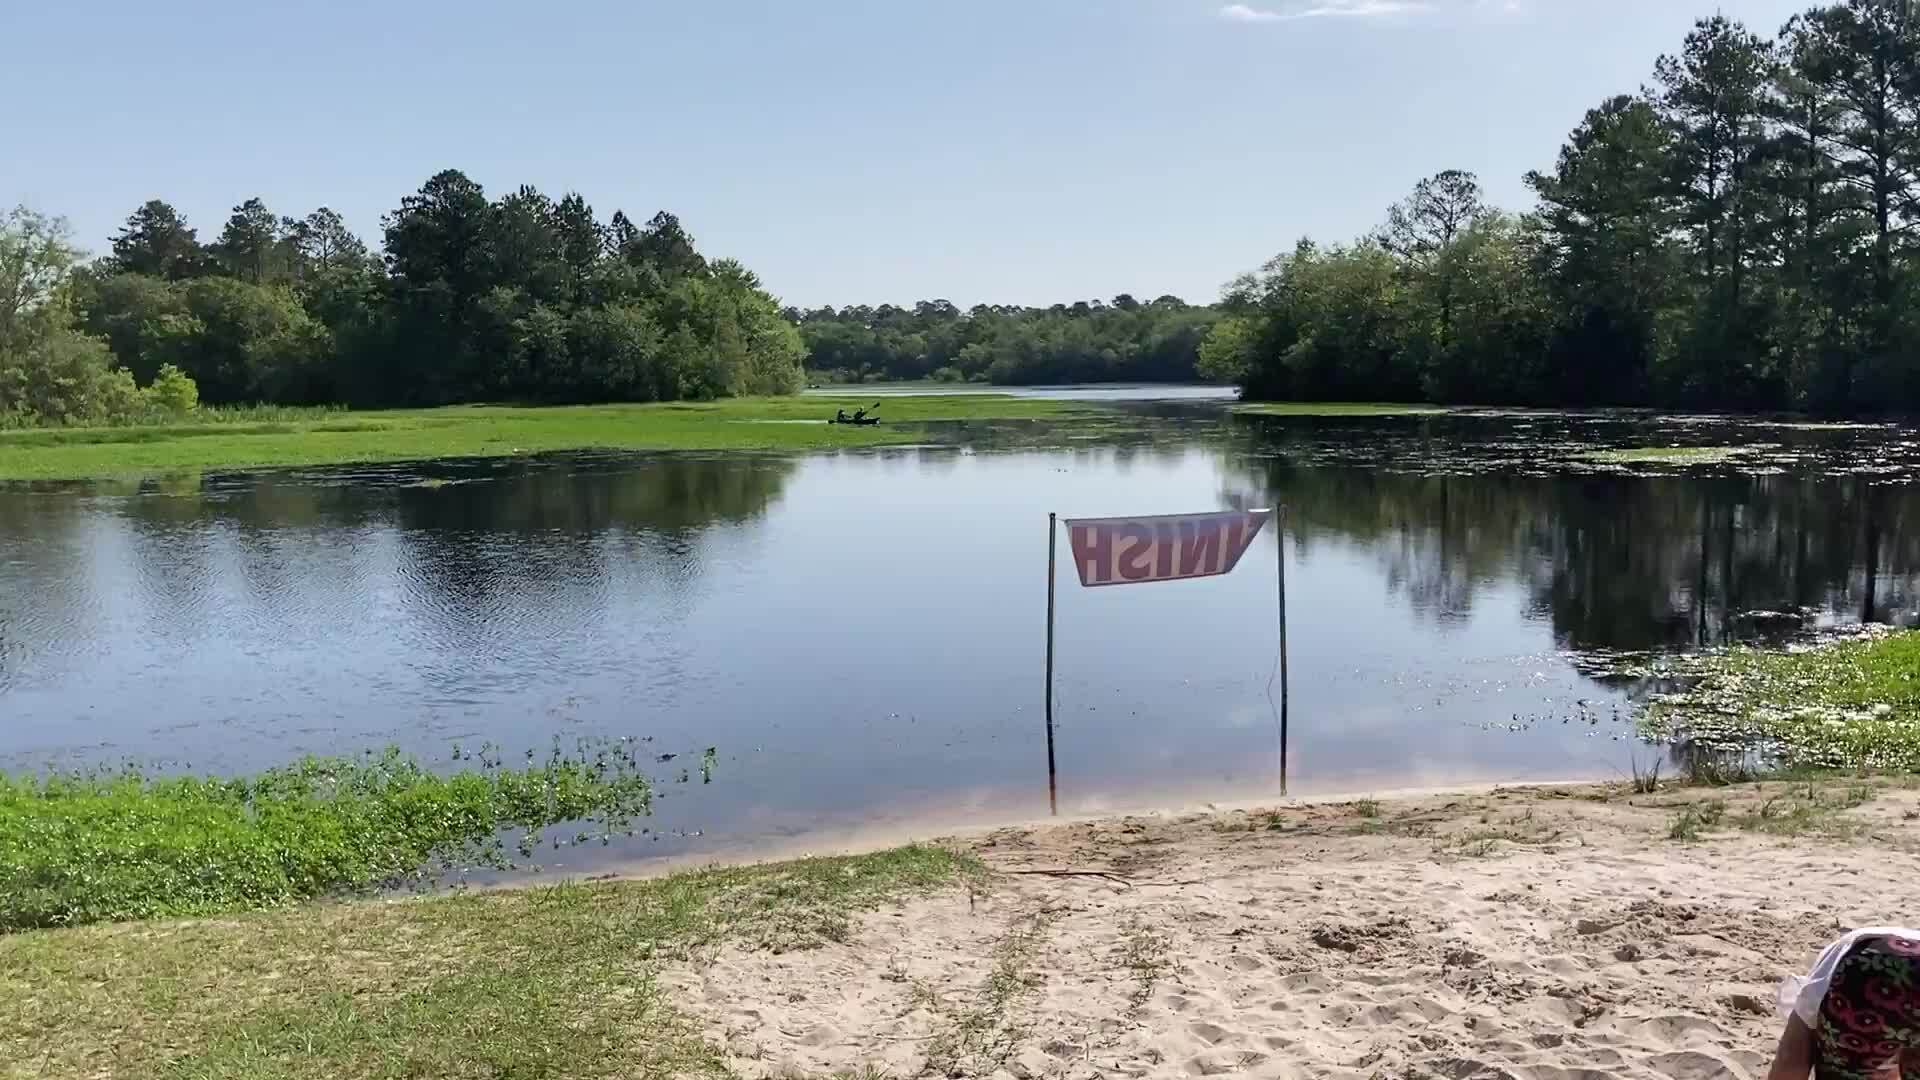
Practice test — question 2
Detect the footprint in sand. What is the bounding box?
[793,1022,840,1047]
[1188,1052,1266,1076]
[1278,971,1334,993]
[1189,1022,1234,1045]
[1649,1049,1745,1079]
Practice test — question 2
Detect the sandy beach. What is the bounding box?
[663,780,1920,1080]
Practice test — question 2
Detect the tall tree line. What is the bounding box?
[1205,1,1920,414]
[792,296,1220,384]
[2,169,805,424]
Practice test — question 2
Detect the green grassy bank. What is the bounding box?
[0,746,660,931]
[1640,629,1920,772]
[0,743,979,1075]
[0,844,977,1079]
[0,395,1085,481]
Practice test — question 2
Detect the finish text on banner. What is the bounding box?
[1063,509,1270,588]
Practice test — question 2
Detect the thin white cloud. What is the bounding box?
[1219,0,1432,20]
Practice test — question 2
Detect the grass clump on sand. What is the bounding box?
[1732,782,1877,838]
[920,908,1055,1077]
[1118,917,1173,1009]
[0,844,978,1079]
[1641,629,1920,772]
[0,395,1087,481]
[1666,800,1728,841]
[1232,401,1448,417]
[0,743,654,931]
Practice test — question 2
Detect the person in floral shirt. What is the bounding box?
[1772,928,1920,1080]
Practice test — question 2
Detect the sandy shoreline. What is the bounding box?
[569,778,1614,884]
[662,780,1919,1080]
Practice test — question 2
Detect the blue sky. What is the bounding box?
[7,0,1806,308]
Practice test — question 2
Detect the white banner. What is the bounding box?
[1062,510,1270,588]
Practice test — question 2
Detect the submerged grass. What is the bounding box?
[1576,445,1753,466]
[1232,401,1449,417]
[1641,629,1920,772]
[0,843,977,1079]
[0,395,1087,481]
[0,743,654,931]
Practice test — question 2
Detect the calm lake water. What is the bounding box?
[4,404,1917,866]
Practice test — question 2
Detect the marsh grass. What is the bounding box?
[0,403,349,436]
[0,742,654,930]
[0,396,1088,481]
[0,843,978,1079]
[1232,402,1449,417]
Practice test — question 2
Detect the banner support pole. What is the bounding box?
[1276,506,1289,798]
[1045,512,1059,816]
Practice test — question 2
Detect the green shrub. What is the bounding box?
[144,362,199,414]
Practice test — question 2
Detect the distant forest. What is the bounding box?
[1204,3,1920,414]
[790,298,1220,385]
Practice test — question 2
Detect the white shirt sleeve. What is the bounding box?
[1779,928,1920,1026]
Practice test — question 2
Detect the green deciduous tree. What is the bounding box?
[72,272,198,382]
[0,207,150,425]
[144,363,199,414]
[172,278,331,403]
[0,207,81,355]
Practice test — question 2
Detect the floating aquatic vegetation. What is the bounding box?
[1637,626,1920,772]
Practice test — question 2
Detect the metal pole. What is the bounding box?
[1045,512,1059,816]
[1276,506,1289,797]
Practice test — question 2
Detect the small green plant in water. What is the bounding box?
[0,740,658,931]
